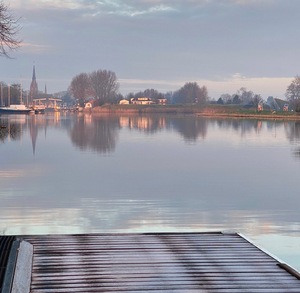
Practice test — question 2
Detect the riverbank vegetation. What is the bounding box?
[91,104,300,120]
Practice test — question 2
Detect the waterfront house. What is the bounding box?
[131,97,154,105]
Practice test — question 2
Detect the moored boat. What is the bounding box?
[32,104,46,114]
[0,104,34,114]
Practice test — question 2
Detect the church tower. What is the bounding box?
[29,65,38,105]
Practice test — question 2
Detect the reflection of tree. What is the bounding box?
[285,121,300,142]
[285,121,300,159]
[0,118,21,142]
[214,119,264,136]
[170,117,207,142]
[69,115,120,153]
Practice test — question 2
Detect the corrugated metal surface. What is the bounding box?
[22,233,300,293]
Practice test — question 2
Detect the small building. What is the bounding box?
[84,102,92,109]
[119,99,130,105]
[158,98,167,105]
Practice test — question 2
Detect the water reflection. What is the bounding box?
[1,114,300,159]
[285,120,300,158]
[1,113,300,270]
[69,114,120,153]
[0,117,22,142]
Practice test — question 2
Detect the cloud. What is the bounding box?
[11,0,176,17]
[231,0,273,5]
[20,42,52,54]
[11,0,94,10]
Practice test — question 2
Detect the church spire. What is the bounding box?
[29,65,38,105]
[32,65,36,81]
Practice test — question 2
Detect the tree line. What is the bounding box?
[56,70,300,112]
[207,75,300,112]
[69,70,120,106]
[69,69,209,106]
[215,87,263,107]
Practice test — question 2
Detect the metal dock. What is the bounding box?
[1,232,300,292]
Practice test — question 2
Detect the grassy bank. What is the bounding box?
[92,104,300,120]
[92,104,202,114]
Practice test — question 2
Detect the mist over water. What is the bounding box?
[0,113,300,271]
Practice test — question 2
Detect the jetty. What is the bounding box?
[1,232,300,292]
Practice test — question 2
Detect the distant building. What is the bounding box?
[131,97,154,105]
[266,96,290,112]
[275,98,290,111]
[119,99,130,105]
[158,98,167,105]
[85,102,93,109]
[29,65,38,105]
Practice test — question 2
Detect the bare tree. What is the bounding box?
[69,73,91,106]
[286,76,300,102]
[219,93,232,104]
[173,82,208,105]
[286,76,300,112]
[0,1,21,57]
[237,87,254,104]
[89,69,119,105]
[253,94,263,108]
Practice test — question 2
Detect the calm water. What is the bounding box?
[0,113,300,271]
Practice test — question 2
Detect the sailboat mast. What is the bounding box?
[8,84,10,106]
[0,83,3,106]
[20,83,23,105]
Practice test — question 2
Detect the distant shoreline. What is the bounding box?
[91,104,300,120]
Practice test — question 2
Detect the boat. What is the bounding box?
[32,104,46,114]
[0,104,34,114]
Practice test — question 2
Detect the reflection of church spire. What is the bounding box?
[29,116,38,155]
[29,65,38,105]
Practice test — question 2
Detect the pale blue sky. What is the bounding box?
[1,0,300,99]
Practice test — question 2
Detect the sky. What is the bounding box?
[1,0,300,99]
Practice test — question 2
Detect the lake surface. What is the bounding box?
[0,113,299,271]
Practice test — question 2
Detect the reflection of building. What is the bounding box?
[119,116,129,128]
[29,65,38,105]
[128,116,153,130]
[119,116,167,131]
